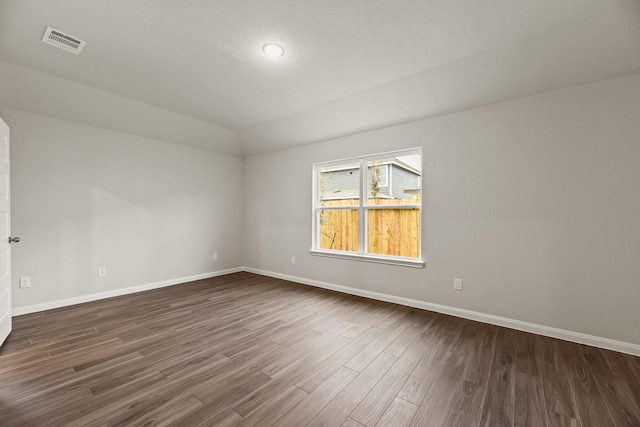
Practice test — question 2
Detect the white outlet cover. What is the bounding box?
[454,278,463,291]
[19,276,31,288]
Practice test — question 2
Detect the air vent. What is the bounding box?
[41,26,86,54]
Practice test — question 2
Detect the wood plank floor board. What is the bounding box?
[349,323,438,426]
[191,368,273,409]
[348,361,413,426]
[408,349,470,427]
[5,353,148,407]
[343,310,423,374]
[376,397,419,427]
[219,324,286,358]
[535,336,581,426]
[236,385,308,427]
[514,372,547,427]
[338,305,400,341]
[0,336,126,385]
[62,364,211,426]
[106,393,203,427]
[307,351,398,426]
[231,335,352,418]
[0,272,637,426]
[382,311,434,358]
[442,380,484,427]
[177,406,244,427]
[513,331,547,427]
[274,366,359,426]
[294,326,385,393]
[396,318,463,405]
[158,349,231,380]
[596,348,640,424]
[28,326,99,346]
[343,326,402,373]
[579,345,640,426]
[477,327,517,427]
[3,385,96,427]
[264,333,352,379]
[558,341,616,427]
[459,324,497,388]
[0,348,51,375]
[0,365,77,401]
[342,418,367,427]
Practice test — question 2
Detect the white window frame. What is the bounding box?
[310,148,424,268]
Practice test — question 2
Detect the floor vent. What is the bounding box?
[41,26,86,54]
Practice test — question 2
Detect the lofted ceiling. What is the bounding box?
[0,0,639,155]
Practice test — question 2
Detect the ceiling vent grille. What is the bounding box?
[41,26,86,54]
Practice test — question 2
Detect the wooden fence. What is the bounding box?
[319,199,420,257]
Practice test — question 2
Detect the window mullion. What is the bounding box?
[358,159,366,254]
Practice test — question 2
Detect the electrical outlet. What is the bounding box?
[19,276,31,289]
[291,256,296,265]
[98,267,107,277]
[212,252,218,261]
[454,278,463,291]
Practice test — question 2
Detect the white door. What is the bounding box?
[0,118,11,347]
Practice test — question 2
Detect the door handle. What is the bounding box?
[8,236,20,243]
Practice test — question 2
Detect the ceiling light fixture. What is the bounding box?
[263,43,284,57]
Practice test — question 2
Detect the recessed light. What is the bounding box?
[263,43,284,57]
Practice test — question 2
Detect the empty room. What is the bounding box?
[1,1,639,426]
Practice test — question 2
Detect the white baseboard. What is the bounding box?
[244,267,640,357]
[12,267,244,316]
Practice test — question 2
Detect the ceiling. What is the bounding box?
[0,0,639,155]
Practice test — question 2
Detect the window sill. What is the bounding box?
[309,250,425,269]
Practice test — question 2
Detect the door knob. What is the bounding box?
[8,236,20,243]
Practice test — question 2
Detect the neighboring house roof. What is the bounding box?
[388,159,421,176]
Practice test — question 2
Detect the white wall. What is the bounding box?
[4,108,244,310]
[243,72,640,346]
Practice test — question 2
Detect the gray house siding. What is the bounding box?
[322,168,359,192]
[390,164,421,199]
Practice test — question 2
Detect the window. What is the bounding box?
[375,164,388,187]
[311,148,423,268]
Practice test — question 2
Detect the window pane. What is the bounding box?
[378,164,388,187]
[319,163,360,207]
[367,154,421,204]
[318,209,358,252]
[367,208,420,258]
[367,161,387,200]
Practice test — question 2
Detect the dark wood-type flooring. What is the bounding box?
[1,272,639,426]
